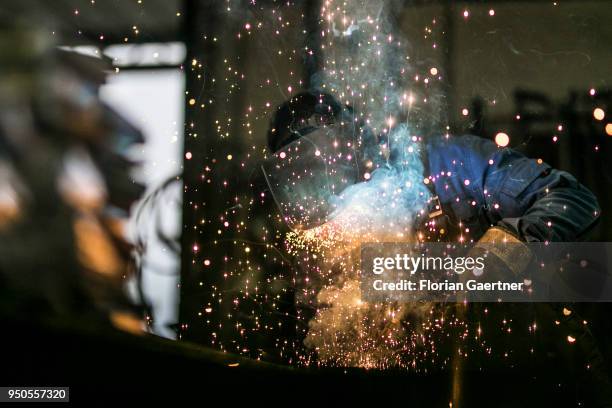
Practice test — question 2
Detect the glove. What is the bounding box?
[460,227,533,301]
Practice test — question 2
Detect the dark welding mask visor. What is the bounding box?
[261,126,360,231]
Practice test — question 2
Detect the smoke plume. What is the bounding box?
[289,0,445,369]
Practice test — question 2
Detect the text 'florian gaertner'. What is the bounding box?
[372,279,525,292]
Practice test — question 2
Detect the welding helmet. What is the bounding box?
[263,91,376,230]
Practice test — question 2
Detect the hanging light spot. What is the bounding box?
[593,108,605,121]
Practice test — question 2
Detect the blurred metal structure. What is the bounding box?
[0,21,146,333]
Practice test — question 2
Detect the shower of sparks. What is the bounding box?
[148,0,603,376]
[283,0,461,370]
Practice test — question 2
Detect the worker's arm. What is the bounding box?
[464,135,600,243]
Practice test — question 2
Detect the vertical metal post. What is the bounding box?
[179,0,223,338]
[303,0,323,90]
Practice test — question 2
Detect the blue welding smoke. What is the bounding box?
[314,0,431,235]
[328,124,430,236]
[297,0,439,368]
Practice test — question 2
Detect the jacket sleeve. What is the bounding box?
[463,135,600,242]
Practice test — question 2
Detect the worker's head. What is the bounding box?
[267,91,350,152]
[263,91,378,231]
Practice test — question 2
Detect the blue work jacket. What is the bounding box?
[423,135,600,242]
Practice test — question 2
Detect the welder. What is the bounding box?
[262,90,611,406]
[264,91,600,245]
